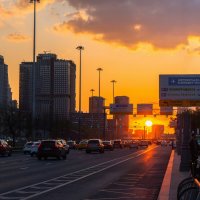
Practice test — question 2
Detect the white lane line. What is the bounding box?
[30,186,52,190]
[16,191,36,194]
[0,146,158,200]
[20,167,29,170]
[22,147,157,200]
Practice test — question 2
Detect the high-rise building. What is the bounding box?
[0,55,12,108]
[114,96,130,138]
[19,53,76,119]
[89,96,105,113]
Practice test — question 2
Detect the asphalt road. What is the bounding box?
[0,145,171,200]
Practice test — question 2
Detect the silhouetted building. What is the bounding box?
[0,55,12,108]
[114,96,130,138]
[19,53,76,119]
[152,125,164,139]
[89,96,105,113]
[70,112,106,138]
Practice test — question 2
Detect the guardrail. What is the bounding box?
[177,176,200,200]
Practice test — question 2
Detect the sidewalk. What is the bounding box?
[158,150,190,200]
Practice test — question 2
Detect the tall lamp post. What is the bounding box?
[30,0,40,140]
[90,89,95,113]
[97,68,103,97]
[90,89,95,97]
[76,46,84,140]
[111,80,117,103]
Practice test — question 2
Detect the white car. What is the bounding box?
[23,142,34,154]
[58,139,70,154]
[30,141,41,157]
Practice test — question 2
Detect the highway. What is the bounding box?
[0,145,171,200]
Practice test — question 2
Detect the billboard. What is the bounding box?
[160,107,173,115]
[159,75,200,107]
[137,104,153,115]
[110,104,133,114]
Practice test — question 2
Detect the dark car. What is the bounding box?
[86,139,104,153]
[0,139,12,156]
[113,140,123,149]
[37,140,67,160]
[103,141,114,151]
[139,140,149,147]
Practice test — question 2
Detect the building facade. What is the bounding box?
[89,96,105,113]
[114,96,130,138]
[19,53,76,119]
[0,55,12,108]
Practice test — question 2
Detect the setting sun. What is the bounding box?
[145,120,153,127]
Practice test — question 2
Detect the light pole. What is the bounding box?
[30,0,40,140]
[90,89,95,129]
[97,68,103,97]
[111,80,117,103]
[76,45,84,140]
[90,89,95,113]
[90,89,95,97]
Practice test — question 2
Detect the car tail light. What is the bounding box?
[38,143,42,151]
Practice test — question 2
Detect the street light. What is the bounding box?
[90,89,95,97]
[97,68,103,97]
[111,80,117,103]
[90,89,95,113]
[30,0,40,140]
[76,45,84,140]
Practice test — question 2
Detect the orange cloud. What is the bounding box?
[6,33,30,42]
[53,0,200,49]
[0,0,55,18]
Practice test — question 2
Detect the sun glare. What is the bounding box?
[145,120,153,127]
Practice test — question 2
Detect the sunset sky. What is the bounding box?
[1,0,200,131]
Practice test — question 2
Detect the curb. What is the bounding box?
[157,150,175,200]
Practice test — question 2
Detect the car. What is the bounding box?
[67,140,77,149]
[0,139,12,156]
[77,140,88,150]
[37,140,68,160]
[103,141,114,151]
[23,142,34,154]
[58,139,70,154]
[123,140,132,148]
[161,140,168,146]
[129,141,139,149]
[156,140,161,145]
[139,140,149,147]
[30,141,41,157]
[86,139,104,153]
[113,139,123,149]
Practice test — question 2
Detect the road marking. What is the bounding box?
[0,146,158,200]
[20,167,29,170]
